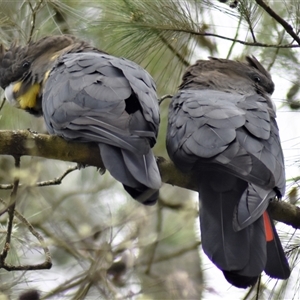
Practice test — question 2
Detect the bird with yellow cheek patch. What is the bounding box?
[0,35,161,205]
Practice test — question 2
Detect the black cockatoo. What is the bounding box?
[166,56,290,288]
[0,35,161,204]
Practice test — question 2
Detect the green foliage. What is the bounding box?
[95,0,217,94]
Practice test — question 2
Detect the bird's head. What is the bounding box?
[0,35,97,115]
[243,56,274,95]
[181,56,274,97]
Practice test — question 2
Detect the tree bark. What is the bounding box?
[0,130,298,229]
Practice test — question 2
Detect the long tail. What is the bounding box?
[99,144,161,205]
[198,171,266,288]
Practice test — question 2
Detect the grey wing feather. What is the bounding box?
[122,149,161,189]
[44,52,159,135]
[233,184,275,231]
[99,144,160,203]
[109,57,159,127]
[43,52,161,203]
[238,95,271,139]
[167,89,285,193]
[167,87,285,235]
[99,144,139,187]
[236,95,285,194]
[100,142,161,190]
[167,90,246,171]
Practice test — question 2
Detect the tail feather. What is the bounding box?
[199,172,266,287]
[263,211,290,279]
[122,148,161,189]
[99,144,160,204]
[199,170,290,288]
[123,185,159,205]
[99,143,138,187]
[233,184,275,231]
[222,215,265,288]
[223,272,258,289]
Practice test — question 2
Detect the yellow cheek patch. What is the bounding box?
[14,83,41,109]
[12,81,22,93]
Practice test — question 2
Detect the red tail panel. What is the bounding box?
[263,211,273,242]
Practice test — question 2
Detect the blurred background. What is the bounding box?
[0,1,299,299]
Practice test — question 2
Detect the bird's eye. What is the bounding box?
[22,61,30,68]
[254,76,261,83]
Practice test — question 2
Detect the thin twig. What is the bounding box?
[0,197,52,271]
[256,276,261,300]
[255,0,300,46]
[0,154,52,270]
[267,29,286,71]
[140,241,201,265]
[226,15,242,59]
[36,165,78,186]
[121,0,190,69]
[42,272,87,299]
[157,33,190,67]
[0,165,78,190]
[145,201,163,274]
[0,98,6,112]
[179,30,298,48]
[27,0,44,43]
[35,224,81,259]
[0,156,20,262]
[244,7,257,43]
[13,209,52,269]
[158,94,173,105]
[242,283,256,300]
[125,23,300,48]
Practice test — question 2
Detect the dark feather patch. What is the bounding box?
[42,51,161,203]
[166,56,288,288]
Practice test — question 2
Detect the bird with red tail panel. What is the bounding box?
[166,56,290,288]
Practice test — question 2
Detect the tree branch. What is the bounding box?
[255,0,300,45]
[0,130,105,169]
[124,23,300,48]
[0,130,298,229]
